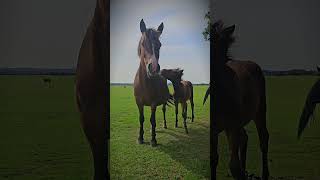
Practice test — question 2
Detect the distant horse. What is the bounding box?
[43,78,52,87]
[75,0,109,179]
[160,68,194,134]
[134,19,173,147]
[297,79,320,138]
[205,21,269,180]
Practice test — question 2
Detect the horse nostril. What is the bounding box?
[148,63,152,72]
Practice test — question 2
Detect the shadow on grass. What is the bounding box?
[157,122,210,179]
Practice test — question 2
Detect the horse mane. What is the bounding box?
[92,0,109,82]
[137,34,145,57]
[212,20,235,60]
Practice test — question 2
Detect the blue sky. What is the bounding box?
[110,0,210,83]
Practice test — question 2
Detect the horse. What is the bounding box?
[134,19,173,147]
[43,78,52,87]
[160,68,194,134]
[297,79,320,138]
[75,0,109,179]
[205,21,269,180]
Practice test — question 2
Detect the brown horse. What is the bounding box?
[297,79,320,138]
[75,0,109,179]
[160,68,194,134]
[205,21,269,180]
[134,19,173,147]
[43,78,52,88]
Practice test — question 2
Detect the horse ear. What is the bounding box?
[140,19,147,33]
[223,25,235,36]
[157,22,164,34]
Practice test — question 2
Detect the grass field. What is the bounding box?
[0,75,319,180]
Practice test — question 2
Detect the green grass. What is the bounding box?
[0,75,319,179]
[110,85,210,180]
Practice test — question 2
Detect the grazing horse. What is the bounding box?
[43,78,52,87]
[160,68,194,134]
[134,19,172,147]
[205,21,269,180]
[75,0,109,179]
[297,79,320,138]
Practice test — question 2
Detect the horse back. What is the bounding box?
[226,60,265,118]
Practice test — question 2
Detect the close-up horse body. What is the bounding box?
[160,68,195,134]
[75,0,109,179]
[208,21,269,180]
[134,19,172,147]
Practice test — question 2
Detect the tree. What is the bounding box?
[202,11,212,41]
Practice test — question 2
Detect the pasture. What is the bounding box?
[0,75,319,179]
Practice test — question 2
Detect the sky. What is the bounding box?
[212,0,320,71]
[0,0,319,80]
[110,0,210,83]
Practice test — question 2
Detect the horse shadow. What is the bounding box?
[157,123,210,179]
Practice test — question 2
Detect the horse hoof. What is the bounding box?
[185,129,189,134]
[175,125,178,128]
[163,125,167,129]
[137,138,144,144]
[150,140,157,147]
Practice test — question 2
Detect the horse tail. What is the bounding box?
[166,94,175,107]
[298,79,320,138]
[203,86,210,105]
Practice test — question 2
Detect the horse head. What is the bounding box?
[138,19,164,78]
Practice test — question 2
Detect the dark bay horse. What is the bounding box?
[206,21,269,180]
[160,68,194,134]
[43,78,52,88]
[297,79,320,138]
[134,19,172,147]
[75,0,109,179]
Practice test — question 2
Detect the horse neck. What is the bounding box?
[137,58,149,84]
[212,47,230,81]
[92,0,108,82]
[172,81,182,94]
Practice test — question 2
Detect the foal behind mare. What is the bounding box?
[160,68,194,134]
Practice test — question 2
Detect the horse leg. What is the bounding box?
[211,131,219,180]
[175,101,179,128]
[162,104,167,129]
[239,127,248,176]
[81,111,108,180]
[191,98,195,122]
[226,130,245,180]
[137,104,144,144]
[182,102,188,134]
[150,104,157,147]
[91,140,108,180]
[254,114,269,180]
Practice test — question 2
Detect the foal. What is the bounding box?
[206,21,269,180]
[160,68,194,134]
